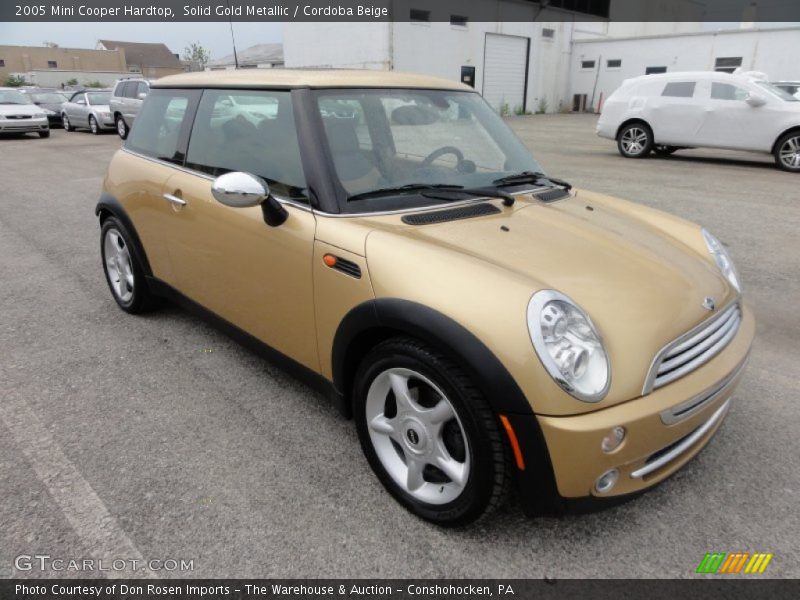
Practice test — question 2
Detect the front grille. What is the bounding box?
[645,302,741,393]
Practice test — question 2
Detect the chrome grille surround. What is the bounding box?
[643,301,742,394]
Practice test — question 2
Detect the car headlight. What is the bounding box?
[702,229,740,292]
[527,290,611,402]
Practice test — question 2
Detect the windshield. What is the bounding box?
[0,90,32,105]
[315,89,544,212]
[87,92,111,105]
[756,81,799,102]
[31,92,68,103]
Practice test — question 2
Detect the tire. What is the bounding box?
[100,217,159,314]
[353,337,511,526]
[653,145,677,156]
[38,130,50,138]
[617,122,654,158]
[62,114,73,131]
[89,115,100,135]
[116,115,129,140]
[774,132,800,172]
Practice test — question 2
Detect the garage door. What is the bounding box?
[483,33,529,112]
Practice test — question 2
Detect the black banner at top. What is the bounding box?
[3,0,800,22]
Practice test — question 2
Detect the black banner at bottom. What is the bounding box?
[2,579,798,600]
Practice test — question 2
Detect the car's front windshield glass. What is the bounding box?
[31,92,68,103]
[87,92,111,105]
[756,81,799,102]
[315,89,544,212]
[0,90,32,105]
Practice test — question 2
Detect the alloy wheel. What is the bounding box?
[103,229,134,303]
[365,367,470,505]
[90,116,98,134]
[779,136,800,169]
[621,127,648,155]
[117,118,126,137]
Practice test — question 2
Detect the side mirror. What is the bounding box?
[137,92,147,100]
[746,93,767,107]
[210,172,288,227]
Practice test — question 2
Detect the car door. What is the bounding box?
[65,92,83,119]
[646,79,706,145]
[696,80,776,151]
[162,88,320,370]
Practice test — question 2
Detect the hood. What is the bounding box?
[362,191,738,405]
[34,102,63,112]
[0,104,44,116]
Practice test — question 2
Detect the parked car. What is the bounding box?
[110,77,153,139]
[771,81,800,100]
[18,88,69,127]
[97,70,753,525]
[0,87,49,137]
[61,90,114,134]
[597,71,800,172]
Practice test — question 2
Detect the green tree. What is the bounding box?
[3,75,27,87]
[182,42,210,71]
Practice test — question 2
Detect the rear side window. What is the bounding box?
[185,89,308,202]
[710,82,749,101]
[126,89,198,164]
[661,82,696,98]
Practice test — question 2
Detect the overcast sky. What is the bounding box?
[0,22,282,60]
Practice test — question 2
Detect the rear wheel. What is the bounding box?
[62,114,73,131]
[617,123,653,158]
[354,337,511,526]
[116,116,129,139]
[89,115,100,135]
[775,133,800,172]
[100,217,158,314]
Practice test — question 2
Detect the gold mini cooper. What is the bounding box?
[97,70,754,525]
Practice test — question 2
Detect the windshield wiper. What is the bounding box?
[493,171,572,191]
[348,183,465,202]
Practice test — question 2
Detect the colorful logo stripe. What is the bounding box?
[697,552,773,574]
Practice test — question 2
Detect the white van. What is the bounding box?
[596,71,800,172]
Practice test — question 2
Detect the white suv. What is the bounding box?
[597,71,800,172]
[109,78,152,139]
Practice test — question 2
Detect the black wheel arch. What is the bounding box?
[95,192,152,278]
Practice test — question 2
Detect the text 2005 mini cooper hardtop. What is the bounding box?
[97,70,753,525]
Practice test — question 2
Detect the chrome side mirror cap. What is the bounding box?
[137,92,148,100]
[211,172,269,208]
[746,93,766,107]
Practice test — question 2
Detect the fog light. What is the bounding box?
[595,468,619,494]
[601,426,626,453]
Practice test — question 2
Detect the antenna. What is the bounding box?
[226,0,239,69]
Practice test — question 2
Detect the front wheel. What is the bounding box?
[617,123,653,158]
[89,115,100,135]
[100,217,159,314]
[62,114,73,131]
[116,116,129,139]
[354,337,511,526]
[775,133,800,172]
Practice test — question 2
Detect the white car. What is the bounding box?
[597,71,800,172]
[0,88,50,138]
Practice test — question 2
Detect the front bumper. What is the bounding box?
[0,117,49,133]
[522,303,754,506]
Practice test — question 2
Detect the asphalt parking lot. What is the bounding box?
[1,114,798,579]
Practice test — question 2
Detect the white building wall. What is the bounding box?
[283,22,391,69]
[570,27,800,112]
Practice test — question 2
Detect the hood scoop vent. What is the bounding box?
[402,203,500,225]
[535,188,571,203]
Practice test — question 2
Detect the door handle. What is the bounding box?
[163,193,186,207]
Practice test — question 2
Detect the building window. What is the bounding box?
[581,60,596,69]
[542,28,555,39]
[450,15,468,27]
[0,59,5,67]
[714,57,743,73]
[661,81,696,98]
[47,60,57,68]
[646,66,667,75]
[410,9,430,22]
[607,59,622,69]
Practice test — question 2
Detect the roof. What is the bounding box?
[97,40,181,68]
[208,43,283,67]
[153,69,472,91]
